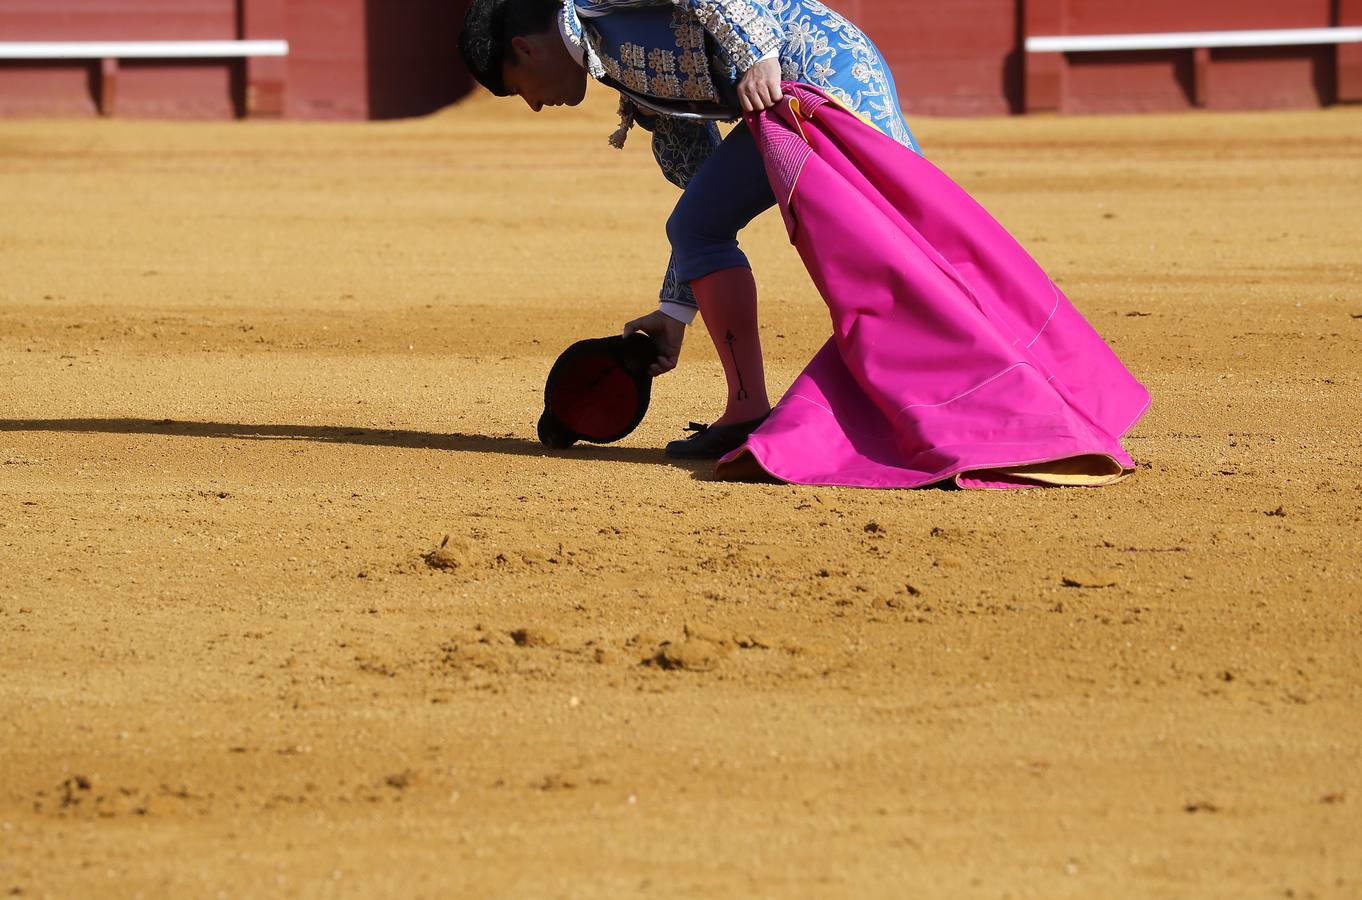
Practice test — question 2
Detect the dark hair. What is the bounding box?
[459,0,563,97]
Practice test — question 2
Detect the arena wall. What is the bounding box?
[0,1,1356,120]
[1024,0,1359,113]
[0,0,471,119]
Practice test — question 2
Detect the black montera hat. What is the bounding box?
[538,333,661,448]
[459,0,512,97]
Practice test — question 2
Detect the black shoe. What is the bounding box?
[665,414,769,460]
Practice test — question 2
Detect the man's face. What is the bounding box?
[503,31,589,112]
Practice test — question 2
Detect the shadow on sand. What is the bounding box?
[0,417,714,471]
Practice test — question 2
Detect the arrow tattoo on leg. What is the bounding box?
[724,329,748,400]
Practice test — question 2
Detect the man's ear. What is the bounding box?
[510,35,534,61]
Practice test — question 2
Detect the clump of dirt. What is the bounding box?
[510,627,558,648]
[384,770,417,791]
[425,535,588,574]
[34,775,151,819]
[780,639,835,658]
[424,534,473,570]
[437,638,502,673]
[652,640,726,671]
[535,773,578,791]
[642,624,737,671]
[683,622,726,644]
[1061,571,1120,588]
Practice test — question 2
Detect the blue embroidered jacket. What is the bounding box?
[560,0,918,320]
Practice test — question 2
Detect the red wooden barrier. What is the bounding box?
[858,0,1023,116]
[242,0,286,117]
[1024,0,1065,113]
[0,1,1355,120]
[0,0,239,118]
[1021,0,1348,113]
[282,0,367,119]
[1340,0,1362,101]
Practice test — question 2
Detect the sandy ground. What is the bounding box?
[2,86,1361,898]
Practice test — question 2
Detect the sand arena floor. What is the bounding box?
[2,87,1361,898]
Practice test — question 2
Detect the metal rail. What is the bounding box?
[0,40,288,60]
[1027,26,1362,54]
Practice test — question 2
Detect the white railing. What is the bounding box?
[1026,26,1362,54]
[0,40,288,60]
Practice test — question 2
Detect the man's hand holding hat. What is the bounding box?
[622,310,686,377]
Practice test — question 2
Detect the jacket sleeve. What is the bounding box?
[677,0,783,72]
[577,0,784,73]
[634,113,722,322]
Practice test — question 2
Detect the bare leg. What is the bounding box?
[690,266,771,426]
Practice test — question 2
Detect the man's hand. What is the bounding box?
[737,57,783,114]
[623,310,686,377]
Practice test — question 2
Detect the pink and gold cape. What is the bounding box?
[716,83,1152,489]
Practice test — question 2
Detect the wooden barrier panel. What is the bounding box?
[1024,0,1065,112]
[856,0,1022,116]
[282,0,368,119]
[1022,0,1351,112]
[0,0,240,118]
[365,0,473,120]
[1341,0,1362,101]
[242,0,286,117]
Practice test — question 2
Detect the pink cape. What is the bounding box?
[715,84,1151,489]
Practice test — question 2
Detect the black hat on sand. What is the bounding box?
[538,333,661,449]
